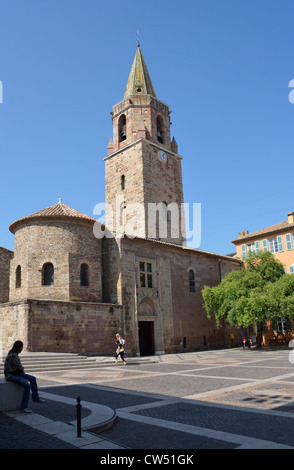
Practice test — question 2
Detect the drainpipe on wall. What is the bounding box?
[134,282,140,356]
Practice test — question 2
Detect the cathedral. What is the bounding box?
[0,45,241,356]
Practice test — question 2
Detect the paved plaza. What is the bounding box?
[1,347,294,451]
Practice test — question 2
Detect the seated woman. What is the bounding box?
[4,340,45,413]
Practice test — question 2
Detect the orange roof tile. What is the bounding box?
[9,199,96,234]
[232,219,294,244]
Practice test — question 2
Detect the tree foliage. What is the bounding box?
[202,252,294,347]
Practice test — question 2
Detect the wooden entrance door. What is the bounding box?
[138,321,155,356]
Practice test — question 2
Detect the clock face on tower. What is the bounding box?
[158,150,167,162]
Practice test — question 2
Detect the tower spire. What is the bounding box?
[123,45,156,98]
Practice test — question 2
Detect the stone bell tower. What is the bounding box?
[104,42,186,245]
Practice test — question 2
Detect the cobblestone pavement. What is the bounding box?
[1,347,294,452]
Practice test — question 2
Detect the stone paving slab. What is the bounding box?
[99,416,238,449]
[95,374,248,397]
[130,401,294,447]
[0,414,76,449]
[186,366,294,380]
[30,398,92,422]
[1,348,294,450]
[41,384,165,409]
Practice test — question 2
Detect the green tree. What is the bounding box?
[202,252,294,348]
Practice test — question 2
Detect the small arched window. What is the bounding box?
[80,264,89,287]
[189,270,196,293]
[121,175,125,190]
[157,116,164,144]
[15,265,21,288]
[43,263,54,286]
[118,114,127,142]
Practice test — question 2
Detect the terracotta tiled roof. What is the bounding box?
[232,219,294,244]
[120,234,241,263]
[9,199,96,234]
[0,246,13,255]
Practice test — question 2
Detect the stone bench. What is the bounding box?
[0,377,26,412]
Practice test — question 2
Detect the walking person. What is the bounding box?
[4,340,45,413]
[115,333,127,365]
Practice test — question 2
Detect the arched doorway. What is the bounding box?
[138,299,156,356]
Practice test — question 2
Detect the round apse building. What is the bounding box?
[9,199,102,303]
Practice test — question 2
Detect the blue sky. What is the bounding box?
[0,0,294,255]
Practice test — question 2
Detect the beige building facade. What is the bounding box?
[0,45,242,355]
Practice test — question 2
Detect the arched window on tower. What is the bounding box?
[118,114,127,142]
[157,116,164,144]
[43,263,54,286]
[189,270,196,293]
[15,265,21,288]
[80,263,89,287]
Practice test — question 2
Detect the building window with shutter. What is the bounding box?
[241,241,260,258]
[272,318,292,333]
[241,244,246,259]
[277,320,289,333]
[268,236,283,253]
[246,243,255,254]
[286,233,293,251]
[247,242,260,255]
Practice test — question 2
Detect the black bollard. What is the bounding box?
[76,396,82,437]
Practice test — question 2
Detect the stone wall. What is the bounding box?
[102,237,121,303]
[105,139,185,245]
[9,220,102,303]
[117,237,242,355]
[141,140,185,245]
[0,299,123,356]
[105,141,146,238]
[111,95,172,153]
[0,300,29,350]
[0,247,13,303]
